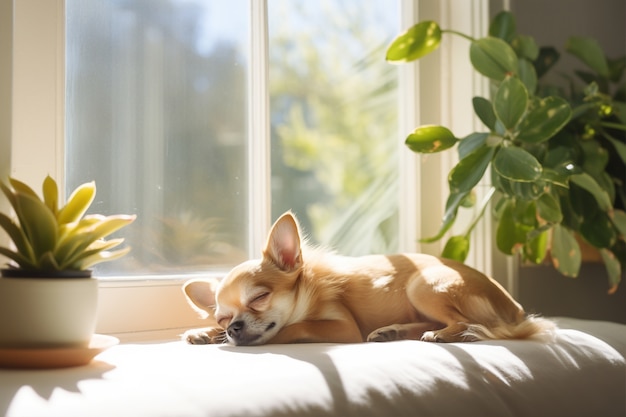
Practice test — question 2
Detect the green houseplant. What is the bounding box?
[387,11,626,293]
[0,175,136,348]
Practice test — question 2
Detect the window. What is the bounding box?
[66,0,252,276]
[65,0,402,279]
[5,0,498,340]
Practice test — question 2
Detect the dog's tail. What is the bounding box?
[463,315,557,342]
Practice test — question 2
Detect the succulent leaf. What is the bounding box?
[89,214,137,240]
[0,246,36,269]
[0,212,35,263]
[8,177,39,199]
[0,177,135,273]
[57,181,96,225]
[77,246,132,270]
[42,175,59,215]
[13,192,58,261]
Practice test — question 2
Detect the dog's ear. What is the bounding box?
[183,278,219,319]
[263,211,302,271]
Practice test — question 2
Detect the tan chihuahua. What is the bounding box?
[183,211,555,346]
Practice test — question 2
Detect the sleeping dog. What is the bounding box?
[183,211,555,345]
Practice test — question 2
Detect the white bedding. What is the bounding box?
[1,317,625,417]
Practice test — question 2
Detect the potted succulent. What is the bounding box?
[386,11,626,293]
[0,175,135,348]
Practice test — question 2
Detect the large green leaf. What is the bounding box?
[565,36,610,78]
[458,132,488,160]
[614,101,626,125]
[550,224,581,277]
[494,75,528,129]
[470,37,518,81]
[541,168,570,188]
[569,173,612,212]
[489,11,516,43]
[580,140,609,174]
[542,146,579,171]
[568,180,600,222]
[524,229,549,264]
[472,97,496,131]
[511,35,539,61]
[605,135,626,164]
[493,146,542,182]
[600,249,622,294]
[496,200,533,254]
[608,56,626,83]
[497,175,545,200]
[441,235,470,262]
[612,210,626,237]
[534,47,560,79]
[386,21,442,63]
[517,58,537,94]
[579,210,617,249]
[516,96,572,143]
[448,145,495,193]
[536,193,563,223]
[405,125,457,154]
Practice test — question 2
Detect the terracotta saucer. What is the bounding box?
[0,334,119,369]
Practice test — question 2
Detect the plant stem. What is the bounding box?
[600,121,626,131]
[442,29,476,42]
[463,186,496,238]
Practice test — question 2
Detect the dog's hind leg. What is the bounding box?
[421,323,477,343]
[367,322,442,342]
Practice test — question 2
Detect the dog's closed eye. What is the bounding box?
[248,292,270,312]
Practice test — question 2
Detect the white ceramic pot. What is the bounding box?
[0,275,98,348]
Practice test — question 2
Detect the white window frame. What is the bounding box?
[2,0,509,342]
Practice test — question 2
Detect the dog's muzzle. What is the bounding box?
[227,320,276,346]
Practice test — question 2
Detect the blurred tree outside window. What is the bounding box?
[65,0,400,277]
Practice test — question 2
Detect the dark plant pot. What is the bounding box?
[0,268,92,279]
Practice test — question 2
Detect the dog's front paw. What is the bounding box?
[367,325,404,342]
[183,327,226,345]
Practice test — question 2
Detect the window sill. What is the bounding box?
[96,276,220,343]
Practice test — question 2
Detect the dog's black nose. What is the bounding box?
[227,320,245,338]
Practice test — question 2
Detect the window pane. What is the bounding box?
[66,0,401,278]
[66,0,250,276]
[268,0,400,255]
